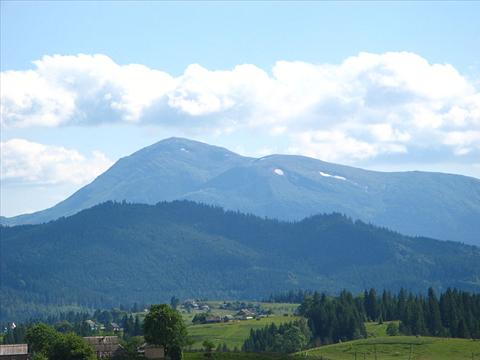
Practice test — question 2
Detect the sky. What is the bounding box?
[1,1,479,216]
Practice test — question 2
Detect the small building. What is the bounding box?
[235,309,255,320]
[83,336,123,359]
[85,320,98,331]
[0,344,29,360]
[205,316,222,324]
[110,322,121,333]
[183,299,199,310]
[138,344,165,360]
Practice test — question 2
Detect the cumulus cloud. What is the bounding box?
[1,139,113,185]
[1,52,479,164]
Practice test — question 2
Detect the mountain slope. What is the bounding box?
[1,201,480,321]
[3,137,480,245]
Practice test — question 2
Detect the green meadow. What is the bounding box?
[181,301,299,349]
[184,337,480,360]
[184,317,480,359]
[184,352,291,360]
[298,336,480,360]
[187,315,300,350]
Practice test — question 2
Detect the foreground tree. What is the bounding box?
[49,332,95,360]
[25,323,60,356]
[25,324,94,360]
[386,322,399,336]
[143,304,188,359]
[31,354,48,360]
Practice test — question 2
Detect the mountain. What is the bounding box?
[2,200,479,321]
[2,137,480,245]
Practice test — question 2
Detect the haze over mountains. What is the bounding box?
[2,200,480,321]
[3,137,479,245]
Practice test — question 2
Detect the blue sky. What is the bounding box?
[3,2,480,74]
[1,1,480,216]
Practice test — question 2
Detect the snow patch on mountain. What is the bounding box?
[319,171,346,181]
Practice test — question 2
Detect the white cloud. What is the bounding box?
[1,52,479,165]
[443,130,480,155]
[287,130,407,162]
[0,139,113,185]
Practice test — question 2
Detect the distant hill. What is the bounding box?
[2,138,479,245]
[1,201,479,321]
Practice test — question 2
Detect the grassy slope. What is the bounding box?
[300,336,480,360]
[364,321,400,338]
[184,353,291,360]
[184,337,480,360]
[183,302,298,349]
[187,315,300,349]
[185,319,480,359]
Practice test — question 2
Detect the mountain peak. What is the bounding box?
[2,137,479,245]
[134,137,242,158]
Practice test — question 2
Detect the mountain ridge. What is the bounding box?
[2,200,479,321]
[2,137,480,245]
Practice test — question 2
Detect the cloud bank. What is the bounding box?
[1,139,113,186]
[1,52,479,164]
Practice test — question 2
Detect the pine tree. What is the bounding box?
[426,288,442,336]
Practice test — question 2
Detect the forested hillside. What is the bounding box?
[2,201,480,321]
[3,138,480,245]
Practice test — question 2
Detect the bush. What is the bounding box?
[386,322,399,336]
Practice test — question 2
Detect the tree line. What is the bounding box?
[265,289,313,304]
[242,319,311,353]
[248,288,480,353]
[2,307,144,345]
[299,288,480,346]
[299,290,367,345]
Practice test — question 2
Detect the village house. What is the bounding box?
[0,344,29,360]
[205,316,222,324]
[83,336,123,359]
[85,320,98,331]
[235,309,255,320]
[182,299,199,310]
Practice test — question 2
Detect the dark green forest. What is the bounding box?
[2,201,480,321]
[236,288,480,353]
[299,288,480,344]
[242,319,312,353]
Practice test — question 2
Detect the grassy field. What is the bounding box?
[182,301,299,349]
[184,335,480,360]
[184,352,291,360]
[298,336,480,360]
[168,303,480,359]
[364,321,399,338]
[187,315,300,350]
[186,315,390,343]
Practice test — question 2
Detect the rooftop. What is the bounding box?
[0,344,28,355]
